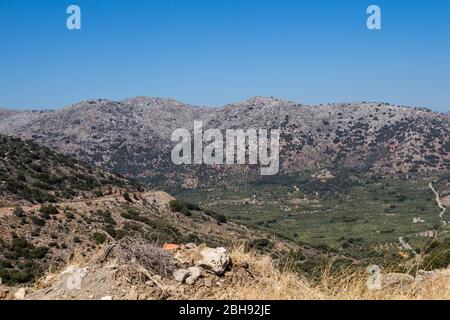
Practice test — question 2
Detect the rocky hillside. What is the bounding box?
[0,136,322,287]
[0,97,448,189]
[0,135,142,206]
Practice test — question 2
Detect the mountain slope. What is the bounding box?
[0,135,319,286]
[0,135,142,207]
[0,97,448,190]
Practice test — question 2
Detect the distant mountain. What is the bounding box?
[0,97,448,189]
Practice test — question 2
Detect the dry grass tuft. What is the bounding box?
[203,245,450,300]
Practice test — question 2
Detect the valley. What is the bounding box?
[0,97,449,299]
[178,174,450,264]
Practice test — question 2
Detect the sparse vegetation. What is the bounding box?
[92,232,107,245]
[0,236,48,285]
[169,200,192,216]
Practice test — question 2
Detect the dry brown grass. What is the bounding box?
[202,245,450,300]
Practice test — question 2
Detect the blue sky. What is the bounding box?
[0,0,449,112]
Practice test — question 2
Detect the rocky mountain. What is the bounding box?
[0,97,448,189]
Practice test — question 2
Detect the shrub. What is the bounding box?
[123,193,132,202]
[422,237,450,270]
[169,200,185,212]
[204,209,227,224]
[13,206,25,217]
[247,238,273,251]
[92,232,107,245]
[40,204,58,215]
[30,216,45,227]
[103,225,117,238]
[65,211,75,220]
[184,202,200,211]
[169,200,192,216]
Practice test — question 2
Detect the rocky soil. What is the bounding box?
[2,241,449,300]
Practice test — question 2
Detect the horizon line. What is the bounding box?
[1,95,448,114]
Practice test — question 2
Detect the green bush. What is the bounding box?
[204,209,227,224]
[13,206,25,217]
[123,193,132,202]
[247,238,273,251]
[30,216,45,227]
[65,211,75,220]
[422,237,450,270]
[184,202,200,211]
[40,204,58,215]
[169,200,192,216]
[92,232,107,245]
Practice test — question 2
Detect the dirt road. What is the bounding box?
[0,191,173,217]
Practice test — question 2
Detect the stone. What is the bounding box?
[124,289,138,300]
[194,247,230,275]
[173,269,190,283]
[14,288,26,300]
[62,266,88,290]
[188,267,202,278]
[185,267,202,285]
[100,295,113,300]
[415,270,438,284]
[185,243,197,249]
[382,273,415,289]
[153,275,162,282]
[204,278,213,288]
[138,293,148,300]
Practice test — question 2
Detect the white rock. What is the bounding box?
[63,266,88,290]
[173,269,190,283]
[185,243,197,249]
[124,289,138,300]
[204,278,213,288]
[185,267,202,285]
[14,288,26,300]
[382,273,415,289]
[415,270,438,283]
[194,247,230,275]
[100,295,113,300]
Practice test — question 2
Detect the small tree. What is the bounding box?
[13,206,25,217]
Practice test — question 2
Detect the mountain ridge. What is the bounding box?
[1,95,445,112]
[0,97,448,189]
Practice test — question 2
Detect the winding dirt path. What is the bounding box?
[397,182,448,256]
[429,182,447,223]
